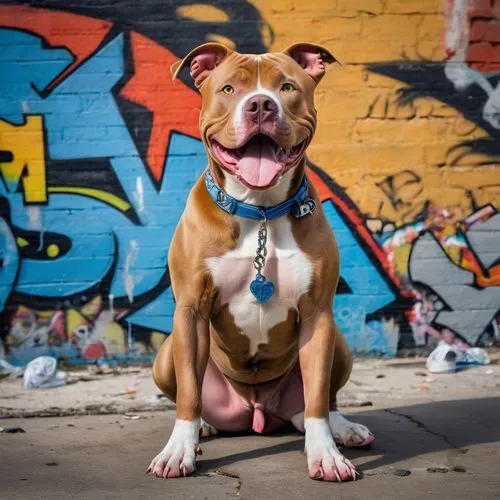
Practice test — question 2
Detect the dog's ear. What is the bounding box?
[171,43,232,88]
[283,43,338,83]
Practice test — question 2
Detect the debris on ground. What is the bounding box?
[426,341,490,374]
[45,461,58,466]
[23,356,67,389]
[123,413,141,420]
[392,468,411,477]
[112,389,137,397]
[452,465,467,473]
[0,427,26,433]
[426,467,449,473]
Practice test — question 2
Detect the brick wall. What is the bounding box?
[0,0,498,365]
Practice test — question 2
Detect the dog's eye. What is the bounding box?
[221,85,234,95]
[281,83,295,92]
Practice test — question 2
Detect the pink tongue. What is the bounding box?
[237,139,281,188]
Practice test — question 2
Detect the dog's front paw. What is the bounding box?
[305,417,357,482]
[147,419,201,478]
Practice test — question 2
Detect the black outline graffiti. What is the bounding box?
[368,62,500,163]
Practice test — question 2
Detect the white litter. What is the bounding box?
[426,341,490,374]
[23,356,67,389]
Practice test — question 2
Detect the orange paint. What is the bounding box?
[120,32,201,182]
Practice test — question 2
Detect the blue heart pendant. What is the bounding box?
[250,274,275,304]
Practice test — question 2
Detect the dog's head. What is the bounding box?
[172,43,336,191]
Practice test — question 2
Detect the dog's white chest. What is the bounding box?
[206,217,313,355]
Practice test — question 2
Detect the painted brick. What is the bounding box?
[361,15,422,40]
[352,118,458,144]
[467,41,500,65]
[470,20,500,42]
[0,0,498,365]
[384,0,444,14]
[336,0,384,14]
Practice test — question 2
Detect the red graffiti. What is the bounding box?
[0,6,112,90]
[120,32,201,182]
[307,166,407,297]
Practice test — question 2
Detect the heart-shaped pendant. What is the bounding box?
[250,274,275,304]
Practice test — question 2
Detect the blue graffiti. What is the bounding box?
[322,200,396,354]
[0,30,205,324]
[0,218,19,311]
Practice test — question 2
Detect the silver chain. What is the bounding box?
[253,218,268,275]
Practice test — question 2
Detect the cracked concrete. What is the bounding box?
[383,408,459,449]
[1,398,499,499]
[1,357,499,499]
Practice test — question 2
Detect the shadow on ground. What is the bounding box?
[195,397,500,475]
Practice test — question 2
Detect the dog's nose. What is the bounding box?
[244,94,278,123]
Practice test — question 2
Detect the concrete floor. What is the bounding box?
[1,397,500,499]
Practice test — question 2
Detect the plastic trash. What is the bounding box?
[426,341,490,374]
[23,356,67,389]
[457,347,490,367]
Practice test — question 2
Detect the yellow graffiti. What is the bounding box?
[47,186,131,212]
[47,244,59,258]
[0,116,47,203]
[176,4,229,22]
[16,237,29,248]
[81,296,102,318]
[67,309,88,336]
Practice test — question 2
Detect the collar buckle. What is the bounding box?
[292,198,316,219]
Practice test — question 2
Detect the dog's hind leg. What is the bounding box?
[152,335,177,403]
[199,419,218,437]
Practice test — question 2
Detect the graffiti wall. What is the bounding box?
[0,0,498,364]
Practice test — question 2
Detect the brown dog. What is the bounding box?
[148,42,375,482]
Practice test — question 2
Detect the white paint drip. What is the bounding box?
[134,176,144,213]
[109,294,114,315]
[0,219,16,268]
[27,206,45,252]
[127,321,133,350]
[445,0,469,62]
[444,0,500,129]
[27,206,41,231]
[124,240,139,303]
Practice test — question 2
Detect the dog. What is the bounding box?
[148,42,375,482]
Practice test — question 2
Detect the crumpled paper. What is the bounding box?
[23,356,67,389]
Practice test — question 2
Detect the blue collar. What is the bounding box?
[205,170,316,220]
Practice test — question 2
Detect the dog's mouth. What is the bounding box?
[211,133,308,190]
